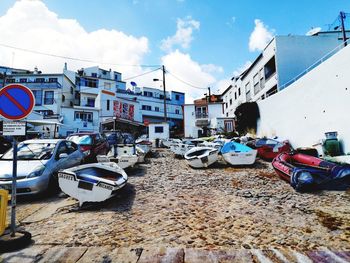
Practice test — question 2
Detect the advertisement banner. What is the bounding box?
[113,100,134,120]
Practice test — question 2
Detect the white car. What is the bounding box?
[0,139,84,195]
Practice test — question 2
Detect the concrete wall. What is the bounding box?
[276,35,341,89]
[257,44,350,153]
[149,123,170,141]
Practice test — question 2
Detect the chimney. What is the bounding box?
[64,62,67,70]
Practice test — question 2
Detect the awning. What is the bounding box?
[101,118,145,127]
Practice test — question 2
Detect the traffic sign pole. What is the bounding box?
[10,137,17,237]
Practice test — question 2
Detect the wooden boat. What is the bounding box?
[98,144,138,169]
[221,141,257,165]
[184,147,218,168]
[272,152,350,191]
[58,162,128,206]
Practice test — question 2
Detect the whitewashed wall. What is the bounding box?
[257,44,350,153]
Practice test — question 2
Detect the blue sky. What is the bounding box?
[0,0,348,100]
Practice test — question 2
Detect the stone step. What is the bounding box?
[1,246,349,263]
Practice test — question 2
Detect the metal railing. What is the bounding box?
[195,112,209,119]
[279,39,350,90]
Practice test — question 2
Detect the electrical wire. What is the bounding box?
[123,67,162,81]
[166,70,207,90]
[0,42,161,68]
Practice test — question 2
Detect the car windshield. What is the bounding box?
[67,135,92,145]
[1,142,56,160]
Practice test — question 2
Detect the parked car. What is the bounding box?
[0,139,84,195]
[105,131,123,148]
[67,132,109,163]
[0,136,12,155]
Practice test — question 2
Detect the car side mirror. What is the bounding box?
[59,153,69,159]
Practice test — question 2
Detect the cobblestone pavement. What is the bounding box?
[2,148,350,262]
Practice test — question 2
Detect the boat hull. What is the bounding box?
[184,147,218,168]
[170,143,195,156]
[222,150,257,165]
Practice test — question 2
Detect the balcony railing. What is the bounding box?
[11,81,62,89]
[195,112,208,119]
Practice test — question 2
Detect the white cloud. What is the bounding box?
[249,19,274,52]
[0,0,149,76]
[161,16,200,52]
[306,27,321,36]
[201,64,224,74]
[161,50,217,103]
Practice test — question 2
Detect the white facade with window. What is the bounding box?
[222,32,345,118]
[148,122,170,142]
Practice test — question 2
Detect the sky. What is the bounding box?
[0,0,348,102]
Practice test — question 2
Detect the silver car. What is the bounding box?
[0,139,84,195]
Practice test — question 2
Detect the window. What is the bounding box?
[70,87,74,94]
[264,56,276,80]
[229,99,232,105]
[175,109,180,114]
[6,78,15,83]
[266,85,278,97]
[225,103,228,108]
[32,90,42,106]
[246,90,251,101]
[253,73,260,94]
[36,110,53,116]
[19,78,27,83]
[91,73,97,78]
[175,94,180,100]
[224,121,234,132]
[86,97,95,107]
[62,95,65,102]
[35,78,45,83]
[238,88,241,96]
[155,126,164,133]
[107,99,110,111]
[234,92,237,100]
[49,78,58,83]
[155,107,160,112]
[74,111,93,122]
[44,91,54,104]
[142,105,151,111]
[144,91,153,97]
[104,82,111,89]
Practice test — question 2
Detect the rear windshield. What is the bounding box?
[67,135,92,145]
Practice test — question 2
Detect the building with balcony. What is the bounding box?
[222,32,347,118]
[184,96,234,138]
[116,86,185,133]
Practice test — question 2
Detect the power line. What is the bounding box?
[0,42,161,68]
[123,67,161,81]
[166,70,207,90]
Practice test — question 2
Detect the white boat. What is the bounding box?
[184,147,218,168]
[136,145,146,163]
[161,138,182,148]
[198,141,223,151]
[170,142,195,156]
[221,141,257,165]
[98,144,138,169]
[58,162,128,206]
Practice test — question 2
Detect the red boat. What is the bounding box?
[247,138,292,161]
[272,152,350,191]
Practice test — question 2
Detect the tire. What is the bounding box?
[0,230,32,253]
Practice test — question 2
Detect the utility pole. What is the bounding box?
[340,11,347,47]
[162,65,167,122]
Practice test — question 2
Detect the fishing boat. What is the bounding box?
[98,144,138,169]
[58,162,128,206]
[221,141,257,165]
[184,147,218,168]
[170,141,195,157]
[272,152,350,191]
[247,138,292,160]
[161,138,182,148]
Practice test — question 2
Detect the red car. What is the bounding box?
[67,132,109,163]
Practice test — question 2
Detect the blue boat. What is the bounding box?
[221,141,257,165]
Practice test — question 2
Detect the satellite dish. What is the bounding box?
[130,81,137,87]
[306,27,321,36]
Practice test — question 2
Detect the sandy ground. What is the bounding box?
[11,148,350,251]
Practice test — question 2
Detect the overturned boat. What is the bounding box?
[58,162,128,206]
[98,144,138,169]
[221,141,257,165]
[184,147,218,168]
[272,152,350,191]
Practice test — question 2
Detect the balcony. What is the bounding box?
[195,112,209,127]
[13,81,62,89]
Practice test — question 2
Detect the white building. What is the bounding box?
[184,96,234,138]
[222,32,347,118]
[148,122,170,143]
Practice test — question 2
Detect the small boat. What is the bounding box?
[198,141,223,152]
[184,147,218,168]
[58,162,128,206]
[272,152,350,191]
[221,141,257,165]
[247,138,292,161]
[98,144,138,169]
[136,145,146,163]
[170,142,195,156]
[161,138,182,148]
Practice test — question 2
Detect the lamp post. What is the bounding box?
[153,65,167,122]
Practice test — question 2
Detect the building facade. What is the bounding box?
[222,32,346,118]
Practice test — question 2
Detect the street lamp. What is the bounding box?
[153,65,167,122]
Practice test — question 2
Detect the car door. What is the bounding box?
[65,141,83,166]
[54,141,70,172]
